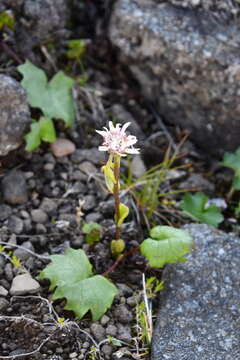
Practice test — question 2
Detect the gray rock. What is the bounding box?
[31,209,48,223]
[179,173,215,194]
[0,298,9,311]
[0,76,31,156]
[110,1,240,156]
[90,323,106,342]
[40,197,58,215]
[78,161,97,176]
[10,273,40,295]
[152,224,240,360]
[7,216,24,234]
[130,155,146,178]
[1,170,28,205]
[0,285,8,297]
[117,324,132,342]
[71,148,106,165]
[82,195,96,211]
[0,204,12,221]
[16,0,69,53]
[106,324,118,337]
[13,241,34,261]
[4,263,13,282]
[114,304,133,324]
[85,212,103,223]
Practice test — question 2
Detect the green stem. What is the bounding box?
[113,155,121,241]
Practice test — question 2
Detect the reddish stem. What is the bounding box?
[113,155,121,241]
[102,247,139,277]
[0,41,22,65]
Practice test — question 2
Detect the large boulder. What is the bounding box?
[0,75,31,156]
[110,0,240,156]
[152,224,240,359]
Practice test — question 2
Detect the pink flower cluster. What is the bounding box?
[96,122,140,156]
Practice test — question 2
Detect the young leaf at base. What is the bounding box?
[39,248,118,320]
[140,225,193,268]
[116,203,129,226]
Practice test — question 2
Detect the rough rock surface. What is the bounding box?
[155,0,240,15]
[152,224,240,360]
[0,76,31,156]
[11,0,70,55]
[110,0,240,156]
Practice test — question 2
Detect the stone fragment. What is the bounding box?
[131,155,146,178]
[40,197,58,215]
[110,0,240,156]
[10,273,40,295]
[1,170,28,205]
[90,323,106,342]
[7,216,24,234]
[13,241,34,261]
[50,138,76,157]
[15,0,69,54]
[31,209,48,224]
[71,148,105,165]
[0,75,31,156]
[0,204,12,221]
[152,224,240,360]
[0,298,9,311]
[0,285,8,297]
[113,304,133,324]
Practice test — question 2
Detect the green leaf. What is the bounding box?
[0,11,15,31]
[53,275,118,321]
[39,248,92,290]
[221,148,240,190]
[39,117,56,143]
[117,203,129,226]
[67,39,86,60]
[24,122,41,151]
[180,192,224,227]
[18,60,75,127]
[102,156,116,193]
[24,117,56,151]
[140,225,193,268]
[39,248,118,320]
[82,222,102,245]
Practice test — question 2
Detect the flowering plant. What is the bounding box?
[96,122,140,255]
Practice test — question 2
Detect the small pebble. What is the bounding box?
[10,273,40,295]
[0,298,9,311]
[31,209,48,224]
[51,138,76,157]
[2,170,28,205]
[90,323,106,342]
[0,285,8,296]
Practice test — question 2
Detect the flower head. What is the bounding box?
[96,121,140,156]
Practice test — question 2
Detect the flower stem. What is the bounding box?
[113,155,121,241]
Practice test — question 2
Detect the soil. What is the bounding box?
[0,1,239,359]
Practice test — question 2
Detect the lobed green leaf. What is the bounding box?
[39,248,118,320]
[140,225,193,268]
[180,192,224,227]
[18,60,75,127]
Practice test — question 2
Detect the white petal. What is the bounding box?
[126,135,138,146]
[125,147,140,154]
[98,146,109,152]
[96,130,107,137]
[121,122,131,134]
[109,121,115,132]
